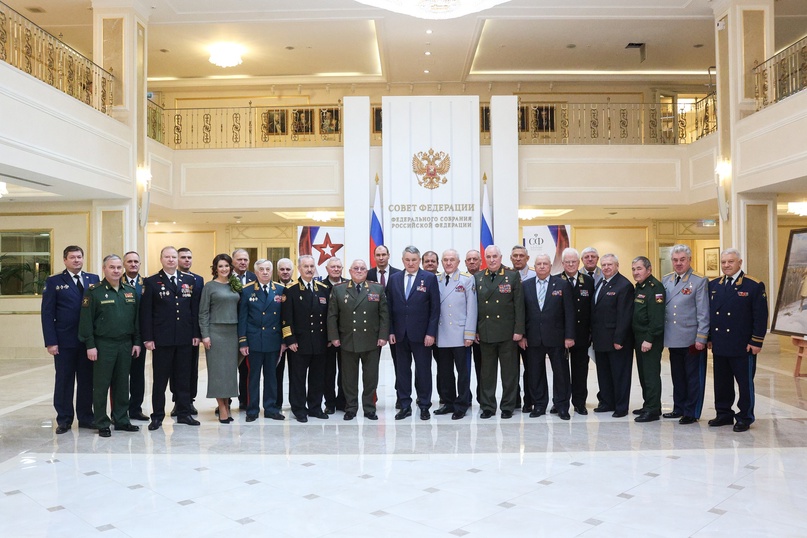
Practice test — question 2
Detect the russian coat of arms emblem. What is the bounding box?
[412,148,451,190]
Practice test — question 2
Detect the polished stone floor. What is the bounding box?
[1,346,806,537]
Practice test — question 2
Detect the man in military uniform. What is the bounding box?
[238,259,285,422]
[708,248,768,433]
[281,254,330,422]
[511,245,536,412]
[274,257,295,409]
[631,256,665,423]
[464,249,483,406]
[318,257,348,413]
[475,245,525,419]
[41,245,100,434]
[559,247,595,415]
[177,247,204,415]
[434,249,477,420]
[327,259,389,420]
[232,249,256,410]
[122,251,149,421]
[140,246,201,431]
[78,254,141,437]
[662,244,709,425]
[581,247,603,285]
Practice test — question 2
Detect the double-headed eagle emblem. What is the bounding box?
[412,148,451,190]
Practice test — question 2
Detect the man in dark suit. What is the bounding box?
[327,259,389,420]
[169,248,204,417]
[520,254,575,419]
[387,246,440,420]
[238,259,285,422]
[41,245,100,434]
[140,246,202,430]
[591,253,635,418]
[559,247,595,415]
[367,244,402,407]
[464,249,483,406]
[232,249,257,410]
[281,254,331,422]
[318,257,348,413]
[274,257,294,409]
[475,245,525,419]
[707,248,768,433]
[123,250,149,421]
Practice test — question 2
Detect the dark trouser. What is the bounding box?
[594,346,633,414]
[389,342,399,405]
[527,345,570,413]
[151,345,192,421]
[713,353,756,425]
[245,350,280,417]
[341,348,380,414]
[435,346,471,414]
[128,348,146,416]
[238,353,249,407]
[395,338,433,410]
[53,345,94,427]
[170,344,199,405]
[479,340,519,413]
[288,351,325,417]
[668,346,706,418]
[569,342,590,409]
[471,342,481,405]
[275,350,288,408]
[93,338,133,429]
[323,344,345,410]
[518,346,532,408]
[634,342,662,415]
[433,346,447,403]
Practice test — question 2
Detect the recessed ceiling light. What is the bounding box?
[426,29,432,34]
[425,51,431,56]
[159,48,169,53]
[424,69,430,74]
[566,44,576,49]
[693,43,704,48]
[285,46,295,51]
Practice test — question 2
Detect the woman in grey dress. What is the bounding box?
[199,253,241,423]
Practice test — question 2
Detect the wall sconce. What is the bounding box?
[715,159,731,221]
[136,167,152,228]
[0,181,8,199]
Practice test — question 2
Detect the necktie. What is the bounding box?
[445,274,450,286]
[675,275,681,285]
[74,274,83,293]
[725,276,733,288]
[567,274,576,287]
[263,284,269,294]
[130,278,136,287]
[169,275,176,287]
[490,272,495,282]
[380,270,386,287]
[241,274,247,285]
[357,282,363,293]
[538,279,547,309]
[588,271,594,277]
[595,279,605,304]
[307,282,313,293]
[405,273,414,299]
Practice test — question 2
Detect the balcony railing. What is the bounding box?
[754,35,807,110]
[0,1,114,114]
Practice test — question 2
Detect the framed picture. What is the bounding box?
[533,105,555,132]
[319,107,340,134]
[291,108,314,134]
[771,228,807,337]
[480,105,491,132]
[703,247,720,278]
[372,106,383,133]
[263,109,286,135]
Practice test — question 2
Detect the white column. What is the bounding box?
[343,96,372,267]
[490,95,520,251]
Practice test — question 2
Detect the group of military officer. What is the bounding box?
[42,239,768,435]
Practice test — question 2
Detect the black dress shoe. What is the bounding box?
[129,412,149,421]
[177,416,200,426]
[98,428,111,438]
[147,419,162,431]
[529,409,545,418]
[679,416,698,425]
[219,418,232,424]
[365,412,378,420]
[420,408,431,420]
[55,425,70,434]
[612,411,628,418]
[501,410,513,419]
[115,423,140,432]
[522,404,534,413]
[170,405,178,417]
[632,409,645,416]
[294,414,308,423]
[395,407,412,420]
[708,417,734,427]
[480,410,494,419]
[549,406,557,414]
[574,405,588,415]
[634,412,660,423]
[344,411,356,420]
[246,415,258,422]
[558,411,571,420]
[265,412,285,420]
[451,411,465,420]
[662,412,683,419]
[733,422,750,432]
[593,406,614,413]
[309,410,329,419]
[324,407,335,415]
[433,405,452,415]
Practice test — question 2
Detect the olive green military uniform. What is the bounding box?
[632,274,665,415]
[78,280,140,429]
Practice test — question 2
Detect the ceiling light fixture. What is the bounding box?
[354,0,511,20]
[787,202,807,216]
[307,211,337,222]
[208,42,244,68]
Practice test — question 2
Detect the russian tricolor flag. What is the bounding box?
[370,182,384,268]
[480,180,493,269]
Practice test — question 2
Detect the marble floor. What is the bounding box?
[1,347,806,538]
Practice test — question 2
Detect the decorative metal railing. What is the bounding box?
[754,35,807,110]
[0,1,114,114]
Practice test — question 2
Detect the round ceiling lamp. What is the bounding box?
[208,42,244,68]
[353,0,511,20]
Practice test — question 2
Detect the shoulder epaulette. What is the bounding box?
[663,271,675,278]
[743,274,760,283]
[690,271,705,278]
[313,280,327,288]
[460,272,471,277]
[89,282,100,290]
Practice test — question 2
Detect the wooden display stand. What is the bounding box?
[792,336,807,377]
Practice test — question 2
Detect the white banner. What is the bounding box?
[522,225,572,274]
[382,96,481,264]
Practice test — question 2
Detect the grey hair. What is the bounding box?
[253,259,273,271]
[670,244,692,257]
[562,247,580,261]
[632,256,651,269]
[403,245,420,256]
